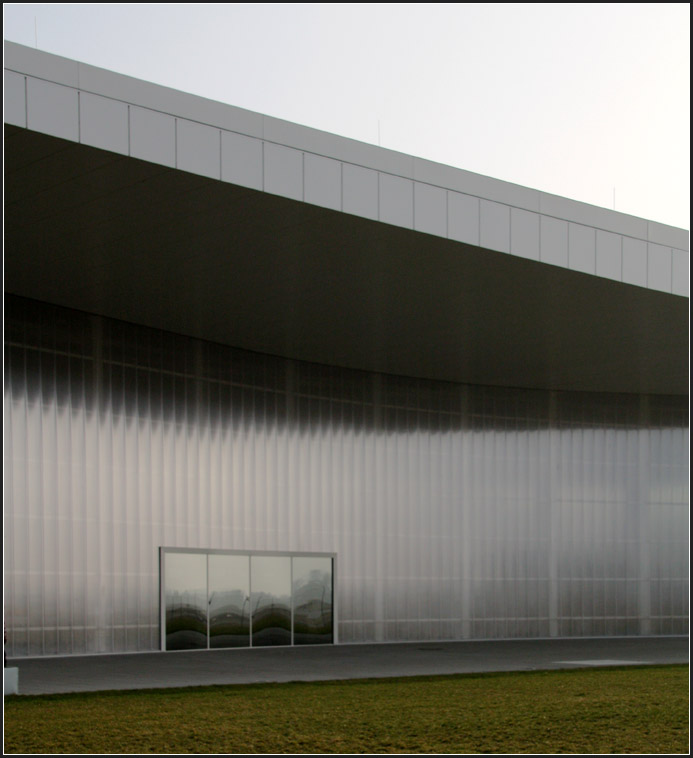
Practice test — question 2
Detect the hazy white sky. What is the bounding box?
[3,3,690,230]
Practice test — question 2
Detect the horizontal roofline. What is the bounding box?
[4,40,688,250]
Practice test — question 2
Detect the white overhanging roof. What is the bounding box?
[4,41,689,395]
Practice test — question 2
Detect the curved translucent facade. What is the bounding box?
[4,296,689,657]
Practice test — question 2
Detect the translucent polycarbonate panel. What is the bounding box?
[3,295,689,657]
[164,552,207,650]
[208,554,250,648]
[251,556,291,646]
[293,556,333,644]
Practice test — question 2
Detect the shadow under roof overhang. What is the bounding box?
[4,125,689,396]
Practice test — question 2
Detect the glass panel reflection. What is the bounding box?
[251,556,291,646]
[293,556,333,644]
[165,552,207,650]
[209,554,250,648]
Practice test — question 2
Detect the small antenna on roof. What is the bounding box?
[613,187,616,211]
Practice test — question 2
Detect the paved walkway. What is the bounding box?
[6,636,688,696]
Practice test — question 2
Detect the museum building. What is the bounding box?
[3,41,689,657]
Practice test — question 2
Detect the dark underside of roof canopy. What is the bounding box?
[4,124,689,396]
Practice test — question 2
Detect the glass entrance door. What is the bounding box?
[251,555,291,646]
[164,552,207,650]
[162,549,334,650]
[293,556,334,644]
[209,554,250,648]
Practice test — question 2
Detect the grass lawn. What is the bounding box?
[3,665,688,754]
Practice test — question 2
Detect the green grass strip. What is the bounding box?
[4,665,689,754]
